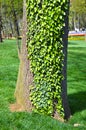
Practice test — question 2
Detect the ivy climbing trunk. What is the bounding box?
[14,0,33,111]
[27,0,71,120]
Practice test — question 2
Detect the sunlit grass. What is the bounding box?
[68,40,86,126]
[0,39,86,129]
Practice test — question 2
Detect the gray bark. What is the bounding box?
[61,1,71,120]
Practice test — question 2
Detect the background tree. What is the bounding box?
[0,0,3,42]
[1,0,23,38]
[69,0,86,30]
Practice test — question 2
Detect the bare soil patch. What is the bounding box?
[10,103,25,112]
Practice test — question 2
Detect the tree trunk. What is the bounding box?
[14,0,33,111]
[10,0,20,38]
[9,20,14,37]
[0,8,3,42]
[61,1,71,120]
[74,12,77,31]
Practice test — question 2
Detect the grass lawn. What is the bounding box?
[68,40,86,127]
[0,39,86,130]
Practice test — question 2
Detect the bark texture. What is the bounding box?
[11,0,20,38]
[0,8,2,42]
[14,0,33,111]
[61,1,71,120]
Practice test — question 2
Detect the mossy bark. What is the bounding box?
[14,0,33,111]
[14,57,33,111]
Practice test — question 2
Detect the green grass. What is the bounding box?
[67,40,86,127]
[0,39,86,130]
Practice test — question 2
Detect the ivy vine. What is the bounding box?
[27,0,69,118]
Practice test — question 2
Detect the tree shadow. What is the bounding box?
[68,91,86,114]
[67,48,86,115]
[68,41,78,45]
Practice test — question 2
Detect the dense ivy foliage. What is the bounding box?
[27,0,68,117]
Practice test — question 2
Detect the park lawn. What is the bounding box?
[68,40,86,127]
[0,39,86,130]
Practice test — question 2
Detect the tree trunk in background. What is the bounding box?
[9,20,14,37]
[74,12,77,31]
[11,0,20,38]
[0,17,2,42]
[14,0,33,111]
[61,1,71,120]
[0,5,2,42]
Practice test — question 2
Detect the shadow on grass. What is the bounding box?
[68,91,86,114]
[68,50,86,82]
[68,41,78,45]
[68,45,86,115]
